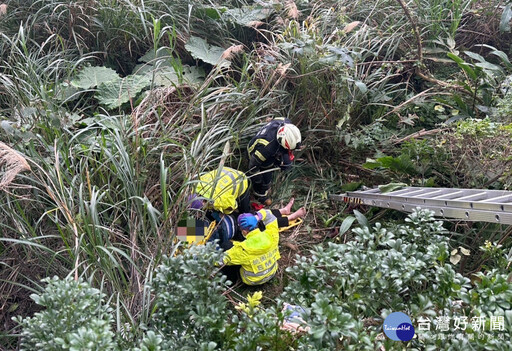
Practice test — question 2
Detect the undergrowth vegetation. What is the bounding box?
[1,0,512,349]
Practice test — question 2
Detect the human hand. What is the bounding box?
[238,214,258,231]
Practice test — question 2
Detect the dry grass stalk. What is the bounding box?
[0,142,31,190]
[286,1,299,19]
[276,63,291,76]
[220,45,244,61]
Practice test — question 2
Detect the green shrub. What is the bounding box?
[14,276,117,351]
[147,243,229,350]
[15,216,512,350]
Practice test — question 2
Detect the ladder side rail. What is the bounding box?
[356,197,512,225]
[344,191,479,211]
[346,188,512,213]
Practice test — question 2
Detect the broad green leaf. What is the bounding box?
[375,155,416,175]
[423,46,448,54]
[196,6,228,20]
[355,81,367,94]
[447,52,477,80]
[340,182,362,192]
[224,6,272,26]
[490,50,512,69]
[464,51,486,63]
[144,68,178,86]
[505,310,512,326]
[138,48,174,64]
[185,36,230,68]
[96,74,151,109]
[475,61,503,72]
[71,66,119,89]
[55,82,80,102]
[452,95,469,112]
[447,52,464,64]
[378,183,407,193]
[339,216,356,236]
[180,66,205,84]
[461,82,473,94]
[144,66,205,86]
[500,4,512,32]
[326,46,354,67]
[353,209,369,229]
[362,160,383,170]
[1,120,14,135]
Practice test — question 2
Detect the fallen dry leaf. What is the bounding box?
[221,45,244,60]
[343,21,361,34]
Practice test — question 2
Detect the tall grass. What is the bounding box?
[2,0,509,349]
[0,30,286,346]
[0,0,250,74]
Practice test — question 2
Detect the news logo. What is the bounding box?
[383,312,415,341]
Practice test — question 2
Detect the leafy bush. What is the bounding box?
[146,244,295,350]
[148,243,229,350]
[4,1,512,350]
[15,211,512,350]
[281,209,512,350]
[15,276,116,351]
[282,209,453,315]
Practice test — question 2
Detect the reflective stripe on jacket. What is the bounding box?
[247,118,292,170]
[195,167,248,214]
[223,209,280,285]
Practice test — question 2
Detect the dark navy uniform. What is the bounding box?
[247,117,293,202]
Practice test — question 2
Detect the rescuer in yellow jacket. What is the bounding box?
[222,209,280,285]
[190,167,250,215]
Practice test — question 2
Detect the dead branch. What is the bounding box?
[392,128,450,145]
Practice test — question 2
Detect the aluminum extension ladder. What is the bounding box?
[330,187,512,225]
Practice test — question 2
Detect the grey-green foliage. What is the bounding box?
[284,208,453,314]
[282,209,512,350]
[15,276,117,351]
[14,213,512,351]
[144,243,293,351]
[224,305,294,351]
[281,209,461,349]
[148,243,229,350]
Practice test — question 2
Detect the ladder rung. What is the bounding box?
[481,194,512,203]
[392,189,430,197]
[455,192,487,201]
[408,189,445,198]
[431,191,465,199]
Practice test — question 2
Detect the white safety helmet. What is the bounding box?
[276,123,302,150]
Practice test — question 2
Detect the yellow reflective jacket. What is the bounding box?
[223,210,280,285]
[195,167,249,214]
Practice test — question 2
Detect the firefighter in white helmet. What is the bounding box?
[247,117,302,205]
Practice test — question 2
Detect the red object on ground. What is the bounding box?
[289,150,295,161]
[251,202,265,211]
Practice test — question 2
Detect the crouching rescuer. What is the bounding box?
[220,209,281,285]
[247,118,301,205]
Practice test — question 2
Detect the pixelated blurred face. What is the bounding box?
[177,217,209,244]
